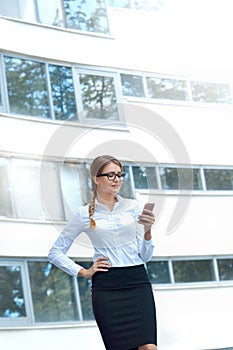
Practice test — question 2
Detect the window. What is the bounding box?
[109,0,131,8]
[204,169,233,191]
[3,54,122,122]
[0,264,26,319]
[146,77,188,101]
[1,53,232,122]
[217,258,233,281]
[35,0,63,27]
[108,0,163,11]
[0,158,13,218]
[63,0,109,34]
[0,1,110,35]
[78,72,119,120]
[147,256,233,286]
[28,261,80,322]
[121,74,145,97]
[132,166,158,189]
[49,64,77,121]
[172,259,215,283]
[11,159,64,221]
[119,165,134,198]
[0,61,2,106]
[147,260,171,284]
[0,157,86,222]
[0,259,95,326]
[159,167,202,190]
[0,0,34,20]
[1,256,233,326]
[191,81,232,104]
[4,56,50,118]
[59,162,83,220]
[134,0,163,11]
[3,156,233,222]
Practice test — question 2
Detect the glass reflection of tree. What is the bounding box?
[146,77,188,101]
[173,260,215,283]
[204,169,233,190]
[80,74,118,119]
[28,262,79,322]
[146,261,171,284]
[191,82,231,104]
[49,65,77,121]
[218,259,233,281]
[0,266,26,318]
[64,0,109,34]
[4,56,49,117]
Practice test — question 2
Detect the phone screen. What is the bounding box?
[143,203,155,211]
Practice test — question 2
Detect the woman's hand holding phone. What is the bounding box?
[138,203,155,238]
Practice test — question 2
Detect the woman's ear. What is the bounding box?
[92,176,99,186]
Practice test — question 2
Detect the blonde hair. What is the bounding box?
[88,155,123,229]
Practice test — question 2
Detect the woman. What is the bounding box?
[48,155,158,350]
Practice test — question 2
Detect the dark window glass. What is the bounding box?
[64,0,109,34]
[147,261,171,284]
[218,259,233,281]
[132,166,158,189]
[119,165,133,198]
[28,262,79,322]
[49,64,77,121]
[146,77,188,101]
[79,74,119,120]
[173,260,215,283]
[4,56,50,118]
[108,0,131,8]
[204,169,233,191]
[160,167,202,190]
[0,158,13,218]
[0,265,26,318]
[77,261,94,320]
[121,74,145,97]
[191,81,232,104]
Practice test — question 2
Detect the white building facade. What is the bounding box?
[0,1,233,349]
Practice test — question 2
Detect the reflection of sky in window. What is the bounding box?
[43,263,53,277]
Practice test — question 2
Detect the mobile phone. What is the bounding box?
[143,203,155,211]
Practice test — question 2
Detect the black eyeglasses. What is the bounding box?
[97,172,126,181]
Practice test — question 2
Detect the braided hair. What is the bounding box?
[89,155,123,229]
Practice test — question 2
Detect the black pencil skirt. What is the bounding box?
[92,264,157,350]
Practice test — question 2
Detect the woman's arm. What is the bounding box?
[48,211,84,276]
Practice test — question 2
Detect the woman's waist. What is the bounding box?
[92,264,150,290]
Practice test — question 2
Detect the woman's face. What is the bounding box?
[94,161,123,196]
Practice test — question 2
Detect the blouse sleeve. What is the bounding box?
[137,236,155,262]
[48,209,85,277]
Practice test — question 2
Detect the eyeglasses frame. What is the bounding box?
[96,172,126,181]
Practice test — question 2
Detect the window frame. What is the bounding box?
[0,258,94,327]
[0,52,232,124]
[147,255,233,288]
[0,260,33,326]
[74,67,124,124]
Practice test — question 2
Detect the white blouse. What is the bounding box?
[48,195,154,277]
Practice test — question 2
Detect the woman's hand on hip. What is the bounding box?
[78,257,111,278]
